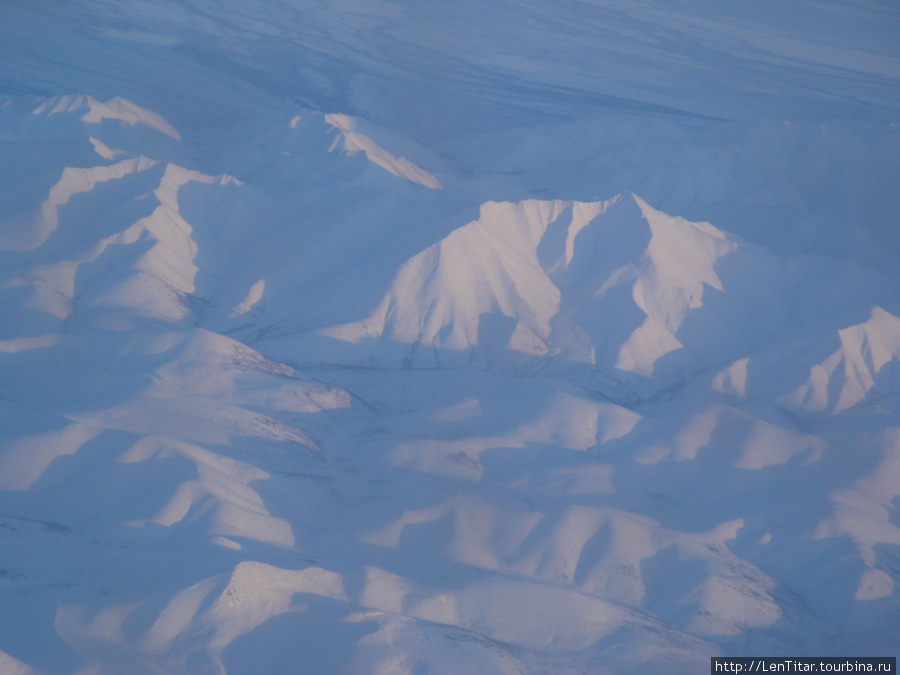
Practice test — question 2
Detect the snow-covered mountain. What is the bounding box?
[1,1,899,673]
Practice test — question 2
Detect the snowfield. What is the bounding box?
[1,1,899,673]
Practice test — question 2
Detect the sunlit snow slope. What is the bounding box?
[1,1,899,674]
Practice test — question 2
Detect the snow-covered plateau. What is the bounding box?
[1,1,899,673]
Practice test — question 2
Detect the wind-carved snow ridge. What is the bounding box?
[324,113,443,189]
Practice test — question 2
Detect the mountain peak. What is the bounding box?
[319,192,744,379]
[32,95,181,140]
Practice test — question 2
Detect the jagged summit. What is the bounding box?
[316,193,773,379]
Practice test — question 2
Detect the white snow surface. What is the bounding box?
[1,1,899,673]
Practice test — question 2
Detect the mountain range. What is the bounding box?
[1,2,899,673]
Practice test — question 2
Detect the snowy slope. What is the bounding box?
[1,1,900,674]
